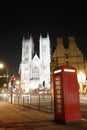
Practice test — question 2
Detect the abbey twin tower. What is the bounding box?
[19,33,51,93]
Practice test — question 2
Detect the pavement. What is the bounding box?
[0,101,87,130]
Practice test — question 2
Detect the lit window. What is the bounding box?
[32,67,39,79]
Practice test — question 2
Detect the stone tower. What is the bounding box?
[19,33,51,93]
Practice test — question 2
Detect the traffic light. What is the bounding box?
[43,80,45,87]
[11,76,16,86]
[43,80,45,90]
[12,77,16,81]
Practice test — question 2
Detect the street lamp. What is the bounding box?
[0,63,4,75]
[10,75,16,104]
[0,63,4,68]
[78,71,86,94]
[0,63,4,93]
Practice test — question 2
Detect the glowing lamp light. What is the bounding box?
[78,71,86,83]
[0,63,4,69]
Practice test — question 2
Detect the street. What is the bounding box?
[0,102,87,130]
[0,95,87,130]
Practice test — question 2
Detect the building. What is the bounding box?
[51,36,87,94]
[19,33,51,93]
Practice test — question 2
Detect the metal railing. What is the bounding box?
[7,93,54,112]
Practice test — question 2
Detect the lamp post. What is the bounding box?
[0,63,4,75]
[79,71,83,94]
[79,71,86,94]
[10,75,16,104]
[0,63,4,92]
[0,63,9,92]
[0,63,4,69]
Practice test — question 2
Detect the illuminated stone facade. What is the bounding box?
[19,34,51,93]
[51,36,87,94]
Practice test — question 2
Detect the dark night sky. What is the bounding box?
[0,1,87,78]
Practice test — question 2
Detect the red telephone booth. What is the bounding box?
[53,65,81,124]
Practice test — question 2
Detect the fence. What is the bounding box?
[7,93,54,112]
[2,93,87,112]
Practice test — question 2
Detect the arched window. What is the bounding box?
[26,46,28,53]
[32,67,39,79]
